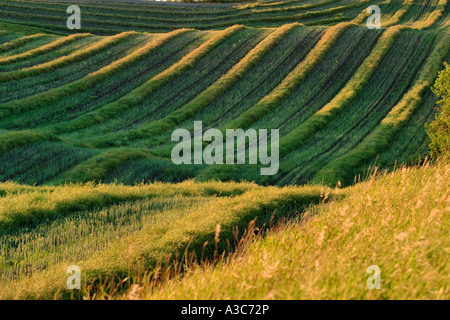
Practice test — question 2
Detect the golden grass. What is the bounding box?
[0,181,54,197]
[0,130,59,154]
[0,183,324,299]
[133,160,450,300]
[237,0,327,10]
[411,0,448,30]
[50,148,152,184]
[0,179,260,233]
[251,0,341,14]
[2,0,343,25]
[349,0,381,24]
[382,0,414,27]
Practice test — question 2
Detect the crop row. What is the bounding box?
[276,28,437,185]
[62,28,268,140]
[0,0,376,34]
[0,30,188,117]
[46,26,245,140]
[78,24,300,149]
[77,26,322,147]
[1,32,209,131]
[0,0,349,25]
[0,33,89,65]
[313,32,450,185]
[0,33,147,107]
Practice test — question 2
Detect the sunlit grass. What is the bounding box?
[131,160,449,300]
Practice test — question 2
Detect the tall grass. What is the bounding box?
[222,22,353,130]
[0,33,46,53]
[237,0,338,10]
[0,181,54,197]
[135,160,450,300]
[0,29,190,118]
[45,25,244,135]
[0,0,424,34]
[0,32,136,83]
[313,33,450,186]
[0,33,91,65]
[278,25,404,156]
[85,23,300,148]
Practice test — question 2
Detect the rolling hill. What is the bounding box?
[0,0,448,300]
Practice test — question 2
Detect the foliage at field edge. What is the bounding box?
[427,61,450,157]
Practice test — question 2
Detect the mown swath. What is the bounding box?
[277,28,437,185]
[0,0,449,302]
[221,21,353,131]
[0,33,146,102]
[409,0,448,29]
[0,31,136,83]
[0,0,447,187]
[80,23,299,148]
[0,180,258,233]
[64,28,268,140]
[0,0,381,33]
[0,33,90,65]
[278,25,404,157]
[38,25,245,138]
[0,31,209,130]
[313,33,450,185]
[0,29,190,117]
[0,33,46,53]
[0,0,344,25]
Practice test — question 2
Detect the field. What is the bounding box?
[0,0,449,300]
